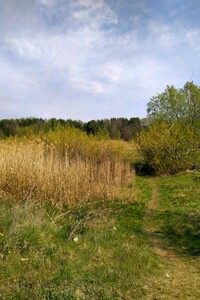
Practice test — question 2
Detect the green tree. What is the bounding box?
[147,82,200,124]
[0,119,18,137]
[137,82,200,175]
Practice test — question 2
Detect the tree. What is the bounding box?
[183,82,200,124]
[0,119,18,137]
[83,120,100,135]
[147,82,200,124]
[137,82,200,174]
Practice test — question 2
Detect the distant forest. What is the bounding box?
[0,117,144,141]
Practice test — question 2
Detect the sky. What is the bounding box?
[0,0,200,121]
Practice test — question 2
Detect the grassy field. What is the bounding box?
[0,192,160,299]
[0,172,200,299]
[141,173,200,299]
[0,129,138,205]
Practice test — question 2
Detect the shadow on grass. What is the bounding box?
[154,210,200,256]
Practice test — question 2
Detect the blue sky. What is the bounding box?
[0,0,200,121]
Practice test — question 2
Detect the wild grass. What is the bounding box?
[154,172,200,255]
[136,173,200,299]
[0,127,138,206]
[1,169,200,298]
[0,197,161,299]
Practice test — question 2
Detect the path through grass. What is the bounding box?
[142,174,200,299]
[0,173,200,299]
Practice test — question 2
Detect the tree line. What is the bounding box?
[0,117,143,141]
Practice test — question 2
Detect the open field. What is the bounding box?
[0,128,138,205]
[0,172,200,299]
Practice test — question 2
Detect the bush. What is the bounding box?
[136,121,199,175]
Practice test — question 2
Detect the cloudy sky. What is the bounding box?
[0,0,200,121]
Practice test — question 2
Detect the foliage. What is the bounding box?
[147,81,200,123]
[0,119,19,137]
[137,82,200,175]
[0,117,143,141]
[136,120,199,175]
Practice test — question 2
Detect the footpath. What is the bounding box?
[143,178,200,300]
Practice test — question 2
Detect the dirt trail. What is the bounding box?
[144,178,200,300]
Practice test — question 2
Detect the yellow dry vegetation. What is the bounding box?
[0,127,138,205]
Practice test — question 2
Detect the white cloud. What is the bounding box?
[0,0,200,120]
[79,80,107,94]
[71,0,118,26]
[75,0,104,9]
[147,22,180,51]
[184,29,200,50]
[40,0,56,6]
[96,61,124,84]
[7,38,42,61]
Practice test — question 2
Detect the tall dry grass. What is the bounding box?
[0,128,137,205]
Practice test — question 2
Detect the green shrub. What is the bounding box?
[136,121,199,175]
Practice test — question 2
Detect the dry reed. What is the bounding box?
[0,130,136,205]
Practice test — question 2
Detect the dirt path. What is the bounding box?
[144,178,170,257]
[144,178,200,300]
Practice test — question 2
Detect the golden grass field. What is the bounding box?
[0,128,138,206]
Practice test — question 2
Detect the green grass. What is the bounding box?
[134,176,152,203]
[153,173,200,255]
[1,172,200,299]
[0,198,161,299]
[157,172,200,212]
